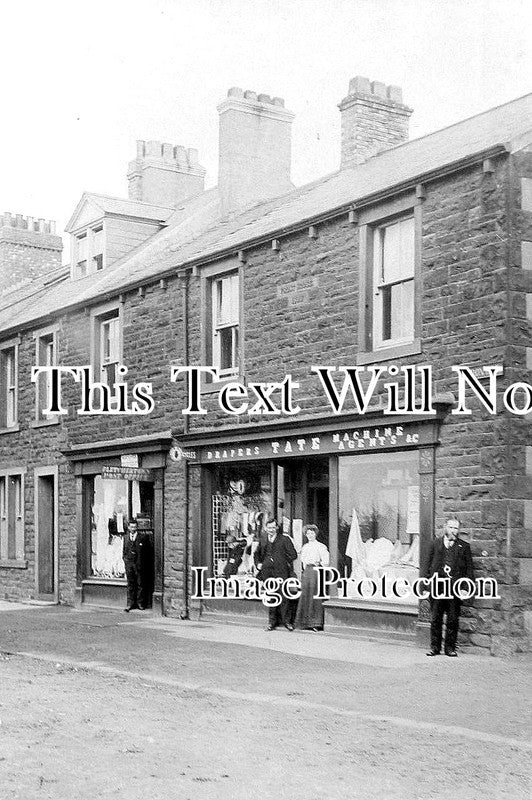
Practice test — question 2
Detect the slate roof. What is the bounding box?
[2,92,532,337]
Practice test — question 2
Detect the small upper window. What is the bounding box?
[73,225,105,278]
[372,216,415,348]
[92,226,104,271]
[97,311,121,387]
[0,344,18,429]
[77,233,88,277]
[35,330,57,421]
[212,273,239,377]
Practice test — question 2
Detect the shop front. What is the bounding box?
[180,412,444,634]
[65,432,171,611]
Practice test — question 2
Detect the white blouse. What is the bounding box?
[300,540,330,568]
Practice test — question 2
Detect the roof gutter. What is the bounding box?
[2,143,509,339]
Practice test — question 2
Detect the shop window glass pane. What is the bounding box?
[212,464,271,579]
[338,451,419,605]
[91,477,128,578]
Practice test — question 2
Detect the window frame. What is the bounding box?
[90,301,123,389]
[72,220,106,279]
[211,272,240,378]
[357,195,422,366]
[200,261,243,390]
[0,467,27,568]
[372,215,415,349]
[32,325,59,426]
[0,336,20,432]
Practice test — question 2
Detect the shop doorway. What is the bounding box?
[35,468,58,600]
[83,474,155,609]
[283,457,330,550]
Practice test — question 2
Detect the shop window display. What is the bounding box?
[338,451,419,604]
[90,476,147,579]
[212,465,271,578]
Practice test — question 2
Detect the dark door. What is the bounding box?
[37,474,55,596]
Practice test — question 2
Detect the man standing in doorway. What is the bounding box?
[423,517,474,657]
[123,520,145,612]
[255,517,298,631]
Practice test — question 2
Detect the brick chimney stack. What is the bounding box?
[339,76,413,168]
[217,88,295,216]
[127,140,206,207]
[0,212,63,292]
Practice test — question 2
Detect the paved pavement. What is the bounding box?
[0,602,531,799]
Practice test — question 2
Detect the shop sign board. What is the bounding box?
[101,465,155,481]
[120,454,140,468]
[188,422,436,464]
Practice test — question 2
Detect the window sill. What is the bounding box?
[323,598,418,614]
[0,424,20,436]
[30,417,61,429]
[356,339,422,366]
[201,376,242,395]
[0,559,28,569]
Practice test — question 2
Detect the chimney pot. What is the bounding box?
[272,97,285,107]
[243,90,258,101]
[258,93,272,104]
[187,148,199,166]
[348,75,371,96]
[387,85,403,104]
[146,140,162,158]
[175,145,187,166]
[227,86,244,98]
[370,81,387,99]
[161,143,174,161]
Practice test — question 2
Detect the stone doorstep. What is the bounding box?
[199,610,418,646]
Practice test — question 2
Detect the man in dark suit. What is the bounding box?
[122,520,146,612]
[422,517,474,657]
[255,518,298,631]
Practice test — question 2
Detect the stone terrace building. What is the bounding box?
[1,78,531,655]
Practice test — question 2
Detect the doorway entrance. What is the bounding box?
[34,467,58,601]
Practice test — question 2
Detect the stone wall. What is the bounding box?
[2,148,531,652]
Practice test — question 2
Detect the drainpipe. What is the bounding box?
[180,272,190,619]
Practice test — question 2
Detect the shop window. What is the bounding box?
[338,451,419,605]
[93,308,121,387]
[211,272,239,377]
[0,341,18,429]
[34,329,57,421]
[88,475,154,580]
[0,472,24,562]
[372,216,415,348]
[211,464,271,579]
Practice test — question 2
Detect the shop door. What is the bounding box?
[85,474,156,608]
[307,486,329,546]
[283,458,330,550]
[36,474,56,597]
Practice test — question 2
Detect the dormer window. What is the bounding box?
[92,226,104,271]
[77,233,88,277]
[72,224,106,278]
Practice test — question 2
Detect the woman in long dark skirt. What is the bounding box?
[295,524,330,631]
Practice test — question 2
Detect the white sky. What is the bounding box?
[1,0,531,250]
